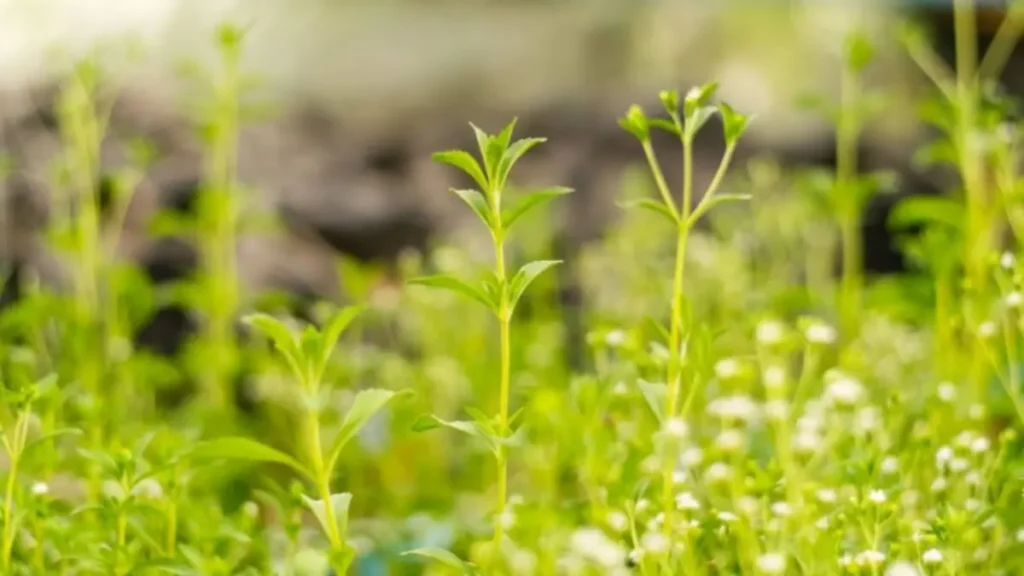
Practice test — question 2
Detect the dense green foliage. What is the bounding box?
[2,5,1024,576]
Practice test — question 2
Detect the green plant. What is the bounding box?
[618,82,751,553]
[192,305,409,574]
[406,118,572,573]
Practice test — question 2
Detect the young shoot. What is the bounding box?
[407,118,572,572]
[618,82,751,546]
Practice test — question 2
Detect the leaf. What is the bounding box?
[407,274,497,313]
[648,117,681,137]
[242,314,302,375]
[496,137,546,189]
[501,186,573,230]
[402,547,476,574]
[618,198,679,224]
[302,492,353,543]
[888,196,965,232]
[658,89,680,116]
[844,29,875,73]
[686,193,752,227]
[326,388,411,474]
[619,104,650,142]
[719,102,753,144]
[451,188,493,230]
[684,105,717,140]
[24,428,82,455]
[684,81,719,118]
[508,260,561,313]
[190,437,313,481]
[319,304,366,375]
[411,415,497,455]
[432,150,489,193]
[637,379,667,424]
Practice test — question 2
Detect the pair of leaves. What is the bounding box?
[190,387,410,482]
[408,260,561,318]
[243,305,364,389]
[411,412,525,458]
[402,548,478,575]
[450,186,573,235]
[620,83,752,147]
[302,492,353,548]
[620,192,751,228]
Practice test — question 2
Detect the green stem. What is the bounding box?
[837,63,863,340]
[492,212,511,568]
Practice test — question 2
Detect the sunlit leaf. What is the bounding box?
[407,274,497,313]
[502,186,573,231]
[432,150,489,193]
[508,260,562,313]
[190,437,312,481]
[326,388,412,475]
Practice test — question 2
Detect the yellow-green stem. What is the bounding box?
[1,454,18,571]
[492,223,511,567]
[165,501,178,556]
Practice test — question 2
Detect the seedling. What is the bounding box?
[618,82,751,545]
[191,305,410,574]
[407,118,572,571]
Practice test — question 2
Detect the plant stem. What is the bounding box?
[492,205,511,567]
[837,61,863,340]
[1,413,27,571]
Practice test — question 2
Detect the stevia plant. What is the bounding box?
[404,118,572,573]
[190,304,409,574]
[617,82,751,549]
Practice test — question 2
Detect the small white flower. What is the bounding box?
[635,499,652,514]
[868,489,886,504]
[901,490,920,509]
[763,366,787,391]
[628,548,645,565]
[937,382,956,402]
[936,446,954,466]
[770,501,792,517]
[607,511,629,533]
[805,322,837,345]
[717,511,738,523]
[765,400,788,421]
[708,395,760,422]
[715,358,742,380]
[978,321,997,338]
[1016,528,1024,543]
[922,548,943,564]
[675,492,700,511]
[705,462,732,484]
[738,496,760,517]
[931,477,948,493]
[680,447,704,468]
[885,561,922,576]
[856,406,880,432]
[881,457,899,475]
[839,554,853,567]
[950,458,969,473]
[966,471,982,486]
[1002,252,1016,269]
[971,436,991,454]
[817,488,837,504]
[856,549,886,567]
[665,418,689,439]
[30,482,48,496]
[640,531,670,555]
[672,470,688,485]
[756,552,787,574]
[613,381,630,396]
[1007,291,1023,308]
[570,528,626,568]
[605,330,626,347]
[756,319,786,345]
[794,430,821,454]
[965,498,981,511]
[825,375,864,406]
[969,403,986,420]
[815,516,830,530]
[716,429,746,452]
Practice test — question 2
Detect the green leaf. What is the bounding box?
[508,260,561,313]
[618,198,679,225]
[24,428,83,455]
[496,118,517,153]
[684,105,717,140]
[844,29,875,73]
[686,193,752,227]
[319,304,366,375]
[432,150,489,193]
[411,415,498,455]
[659,89,680,116]
[719,102,753,144]
[190,437,313,481]
[402,547,477,574]
[469,123,492,175]
[326,388,412,474]
[619,105,650,142]
[242,313,304,379]
[684,81,719,119]
[888,196,965,232]
[649,117,681,137]
[302,492,352,543]
[407,274,497,313]
[637,379,667,424]
[501,186,573,231]
[451,188,493,230]
[497,137,546,188]
[300,325,322,376]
